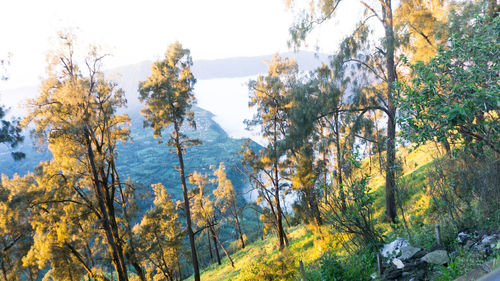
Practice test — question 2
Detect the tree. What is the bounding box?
[22,32,132,281]
[244,54,297,250]
[133,183,182,281]
[397,14,500,155]
[394,0,448,63]
[138,42,201,281]
[288,0,400,222]
[190,172,234,268]
[290,144,323,226]
[1,55,24,160]
[0,174,39,281]
[212,163,246,249]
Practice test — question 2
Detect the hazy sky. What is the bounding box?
[0,0,363,89]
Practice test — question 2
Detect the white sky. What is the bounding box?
[0,0,365,90]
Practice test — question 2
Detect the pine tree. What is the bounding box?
[244,54,297,250]
[133,184,182,281]
[22,32,131,281]
[138,42,201,281]
[190,172,234,268]
[212,163,246,249]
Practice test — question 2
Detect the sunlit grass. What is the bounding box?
[190,142,444,280]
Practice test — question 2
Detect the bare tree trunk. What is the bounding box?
[207,230,214,262]
[173,122,200,281]
[273,122,286,250]
[210,227,221,265]
[275,179,286,250]
[212,227,235,268]
[382,0,398,223]
[234,213,245,248]
[85,134,128,281]
[334,113,346,211]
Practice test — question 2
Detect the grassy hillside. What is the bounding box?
[188,143,445,281]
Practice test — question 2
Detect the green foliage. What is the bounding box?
[318,249,376,281]
[237,250,296,281]
[324,169,384,250]
[397,15,500,153]
[133,183,182,281]
[432,249,493,281]
[0,106,24,160]
[319,252,345,281]
[425,150,500,230]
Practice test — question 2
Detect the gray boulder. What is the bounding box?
[400,246,422,261]
[421,250,450,265]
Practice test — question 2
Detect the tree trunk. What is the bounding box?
[382,0,398,223]
[112,160,146,281]
[442,139,451,154]
[173,122,200,281]
[207,230,214,262]
[275,171,286,250]
[273,121,286,250]
[210,227,221,265]
[234,213,245,248]
[85,133,128,281]
[212,226,235,268]
[334,113,346,211]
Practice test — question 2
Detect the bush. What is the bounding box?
[426,151,500,231]
[238,250,297,281]
[319,252,345,281]
[318,249,377,281]
[324,173,384,250]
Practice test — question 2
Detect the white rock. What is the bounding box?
[381,237,410,259]
[457,232,469,243]
[481,235,497,246]
[392,258,405,269]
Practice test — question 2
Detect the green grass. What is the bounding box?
[187,143,447,280]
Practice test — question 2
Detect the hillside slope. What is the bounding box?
[188,143,444,281]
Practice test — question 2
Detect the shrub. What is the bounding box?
[319,249,376,281]
[426,151,500,231]
[324,173,384,250]
[238,250,297,281]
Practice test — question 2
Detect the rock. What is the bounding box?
[413,250,427,259]
[481,235,497,246]
[457,232,470,244]
[393,258,405,269]
[400,246,422,261]
[421,250,450,265]
[464,239,474,250]
[385,269,403,279]
[381,237,410,259]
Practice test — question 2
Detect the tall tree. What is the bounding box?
[288,0,400,222]
[0,174,39,281]
[212,163,246,249]
[138,42,201,281]
[245,54,297,250]
[190,172,234,268]
[397,14,499,154]
[133,183,182,281]
[22,33,131,281]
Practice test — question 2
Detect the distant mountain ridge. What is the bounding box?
[0,51,328,200]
